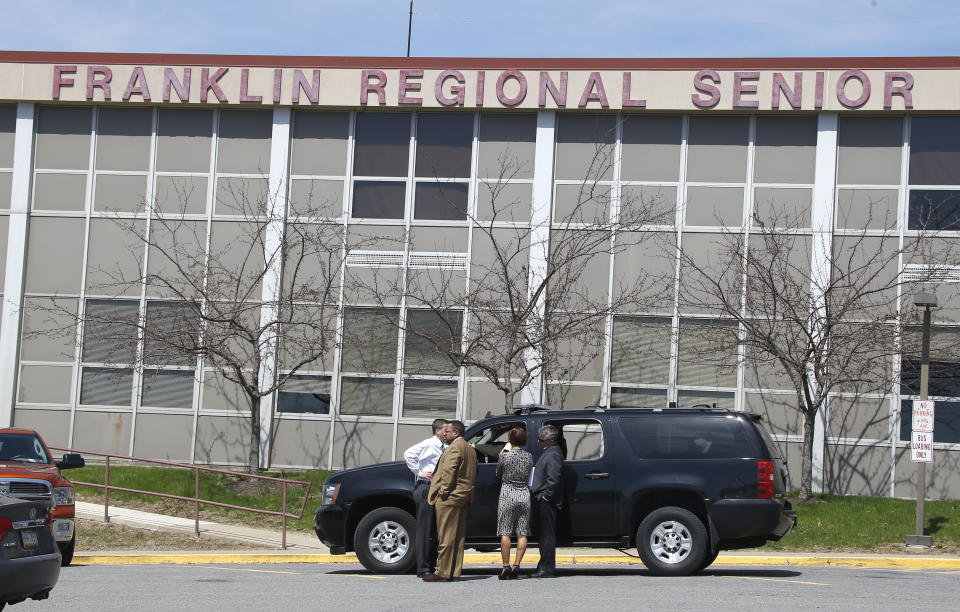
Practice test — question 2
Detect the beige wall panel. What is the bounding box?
[0,104,15,167]
[686,116,748,183]
[620,184,676,227]
[465,380,508,422]
[20,297,78,362]
[544,383,601,410]
[331,420,393,470]
[344,267,403,306]
[288,178,343,217]
[836,117,902,185]
[824,442,892,496]
[132,413,194,461]
[753,116,817,184]
[753,187,811,228]
[154,175,208,216]
[208,220,265,294]
[145,219,207,297]
[836,189,898,230]
[156,108,213,172]
[12,408,71,447]
[553,183,610,223]
[621,115,682,182]
[216,109,272,174]
[409,226,469,252]
[346,224,406,251]
[214,176,270,216]
[677,232,740,316]
[73,410,132,455]
[894,446,960,500]
[742,350,794,391]
[270,418,331,468]
[743,392,803,437]
[18,364,73,404]
[290,111,349,176]
[94,174,147,212]
[611,230,676,313]
[685,186,743,227]
[25,216,85,293]
[782,441,804,492]
[477,113,536,180]
[195,415,251,465]
[95,107,152,171]
[0,172,11,209]
[201,372,250,414]
[827,396,890,441]
[395,423,432,462]
[32,173,87,211]
[549,320,605,383]
[85,218,145,296]
[476,181,531,222]
[34,106,91,170]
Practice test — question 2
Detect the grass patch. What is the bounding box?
[76,518,259,552]
[70,464,332,533]
[766,494,960,553]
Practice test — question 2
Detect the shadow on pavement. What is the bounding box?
[324,567,802,579]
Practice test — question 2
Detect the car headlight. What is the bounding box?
[53,486,75,506]
[321,483,340,506]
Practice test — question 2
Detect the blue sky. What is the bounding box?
[2,0,958,58]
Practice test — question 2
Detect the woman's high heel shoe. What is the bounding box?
[509,564,521,579]
[499,565,511,580]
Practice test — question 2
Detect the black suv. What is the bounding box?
[314,407,796,576]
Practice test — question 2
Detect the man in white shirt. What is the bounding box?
[403,418,448,577]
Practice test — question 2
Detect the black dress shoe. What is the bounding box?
[531,570,557,578]
[421,573,448,582]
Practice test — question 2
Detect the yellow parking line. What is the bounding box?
[207,566,302,575]
[720,575,830,586]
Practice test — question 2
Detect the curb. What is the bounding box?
[73,551,960,569]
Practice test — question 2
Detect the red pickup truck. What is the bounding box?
[0,428,85,565]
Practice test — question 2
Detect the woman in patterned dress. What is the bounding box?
[496,426,534,579]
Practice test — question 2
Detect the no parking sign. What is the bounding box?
[911,400,935,463]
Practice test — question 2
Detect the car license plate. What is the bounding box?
[20,528,39,548]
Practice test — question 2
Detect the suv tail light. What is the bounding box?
[756,460,774,499]
[0,517,11,536]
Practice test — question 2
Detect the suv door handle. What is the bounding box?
[585,472,609,479]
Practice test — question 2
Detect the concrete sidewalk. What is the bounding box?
[74,501,960,569]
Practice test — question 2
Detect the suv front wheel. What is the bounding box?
[636,506,707,576]
[353,507,416,574]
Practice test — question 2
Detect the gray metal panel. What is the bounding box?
[132,412,194,461]
[743,392,803,438]
[836,188,897,230]
[72,410,132,455]
[195,415,251,465]
[290,111,349,176]
[544,383,601,410]
[34,106,91,170]
[214,177,270,216]
[0,173,11,209]
[11,408,71,447]
[20,297,78,362]
[93,174,147,213]
[270,418,331,468]
[85,219,145,296]
[837,116,902,185]
[477,113,536,180]
[827,396,890,441]
[475,182,531,222]
[216,110,272,175]
[395,423,430,462]
[95,107,152,172]
[824,442,892,496]
[25,217,86,294]
[686,116,749,183]
[154,175,208,216]
[17,364,72,404]
[32,173,87,211]
[331,420,393,469]
[621,115,682,182]
[464,379,508,421]
[0,104,15,168]
[554,114,616,181]
[685,186,743,227]
[753,187,812,228]
[288,178,342,217]
[753,116,817,184]
[156,109,213,173]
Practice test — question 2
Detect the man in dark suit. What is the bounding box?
[530,424,564,578]
[423,420,477,582]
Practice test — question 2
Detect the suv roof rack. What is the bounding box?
[512,404,552,415]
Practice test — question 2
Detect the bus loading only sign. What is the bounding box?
[911,400,935,463]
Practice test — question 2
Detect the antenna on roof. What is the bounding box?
[406,1,414,57]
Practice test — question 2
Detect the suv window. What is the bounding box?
[544,419,604,461]
[467,421,525,464]
[619,415,750,459]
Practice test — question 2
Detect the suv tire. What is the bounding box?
[636,506,707,576]
[353,507,416,574]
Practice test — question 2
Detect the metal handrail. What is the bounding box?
[50,446,312,550]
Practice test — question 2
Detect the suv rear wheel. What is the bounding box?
[353,507,416,574]
[636,506,707,576]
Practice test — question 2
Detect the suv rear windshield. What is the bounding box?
[619,415,752,459]
[0,433,51,464]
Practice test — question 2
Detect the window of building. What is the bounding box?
[909,116,960,186]
[139,301,199,409]
[610,316,672,385]
[277,375,331,415]
[899,400,960,444]
[338,376,394,416]
[908,189,960,231]
[341,308,400,374]
[404,309,462,375]
[402,379,457,419]
[900,325,960,397]
[676,318,738,388]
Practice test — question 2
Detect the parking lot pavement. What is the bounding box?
[11,562,960,611]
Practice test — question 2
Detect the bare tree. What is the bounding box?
[358,132,674,415]
[677,197,950,499]
[37,178,355,473]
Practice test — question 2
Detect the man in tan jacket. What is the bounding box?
[423,420,477,582]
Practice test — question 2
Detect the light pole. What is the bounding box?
[906,291,937,548]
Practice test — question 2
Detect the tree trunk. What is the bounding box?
[503,390,514,415]
[248,395,261,475]
[799,400,817,501]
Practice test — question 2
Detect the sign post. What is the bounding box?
[906,293,937,548]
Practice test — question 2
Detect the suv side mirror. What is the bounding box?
[56,453,85,470]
